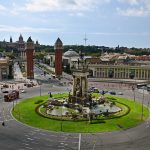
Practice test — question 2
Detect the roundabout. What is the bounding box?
[1,81,150,150]
[1,63,150,149]
[12,93,150,133]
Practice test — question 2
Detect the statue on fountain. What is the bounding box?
[69,49,90,105]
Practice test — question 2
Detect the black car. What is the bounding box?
[109,91,116,95]
[2,90,9,93]
[99,90,108,95]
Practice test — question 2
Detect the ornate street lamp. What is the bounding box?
[141,88,144,120]
[129,72,135,101]
[37,80,42,96]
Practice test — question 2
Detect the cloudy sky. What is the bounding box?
[0,0,150,48]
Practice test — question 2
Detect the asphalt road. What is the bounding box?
[0,78,150,150]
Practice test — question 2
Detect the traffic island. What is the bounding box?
[12,93,150,133]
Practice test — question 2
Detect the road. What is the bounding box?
[0,69,150,149]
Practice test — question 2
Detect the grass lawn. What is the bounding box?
[12,93,150,133]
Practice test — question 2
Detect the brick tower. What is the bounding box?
[26,36,34,79]
[54,38,63,77]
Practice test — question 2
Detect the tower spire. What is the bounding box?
[83,33,88,46]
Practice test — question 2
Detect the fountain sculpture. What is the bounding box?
[42,50,121,120]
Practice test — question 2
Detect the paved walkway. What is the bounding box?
[14,62,24,81]
[0,62,38,93]
[89,78,149,84]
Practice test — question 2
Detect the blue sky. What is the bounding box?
[0,0,150,48]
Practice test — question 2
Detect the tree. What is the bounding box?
[64,64,71,74]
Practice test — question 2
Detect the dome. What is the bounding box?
[63,49,79,57]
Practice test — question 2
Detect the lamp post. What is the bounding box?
[2,106,5,126]
[60,100,63,131]
[132,86,135,102]
[148,92,150,109]
[129,72,135,102]
[141,88,144,120]
[92,140,97,150]
[38,80,42,96]
[13,99,15,110]
[40,84,41,96]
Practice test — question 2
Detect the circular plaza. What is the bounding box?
[12,91,150,133]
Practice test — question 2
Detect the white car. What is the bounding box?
[118,92,123,95]
[21,89,26,93]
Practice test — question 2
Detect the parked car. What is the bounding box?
[109,91,116,95]
[30,82,36,86]
[99,90,108,95]
[21,89,26,93]
[2,84,9,88]
[118,92,123,95]
[2,90,9,93]
[93,88,99,93]
[88,87,95,93]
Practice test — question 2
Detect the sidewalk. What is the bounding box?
[38,62,72,81]
[0,62,38,93]
[14,62,38,85]
[14,62,24,81]
[89,78,149,84]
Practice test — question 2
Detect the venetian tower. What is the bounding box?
[26,36,34,79]
[54,38,63,77]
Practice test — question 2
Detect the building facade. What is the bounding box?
[43,47,150,81]
[0,34,39,61]
[88,64,150,80]
[0,56,13,80]
[18,34,26,60]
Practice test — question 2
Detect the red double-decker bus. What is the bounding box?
[4,90,19,102]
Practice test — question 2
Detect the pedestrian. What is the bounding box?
[2,121,5,126]
[49,92,52,98]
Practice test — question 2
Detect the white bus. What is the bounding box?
[147,84,150,91]
[137,83,147,89]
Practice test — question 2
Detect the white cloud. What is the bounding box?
[9,2,21,15]
[90,32,150,36]
[116,0,150,17]
[145,0,150,10]
[0,4,7,14]
[69,12,85,17]
[118,0,140,5]
[0,25,61,33]
[0,0,113,16]
[117,7,149,16]
[25,0,104,13]
[0,4,6,10]
[117,0,150,11]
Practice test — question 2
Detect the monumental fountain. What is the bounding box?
[39,50,122,121]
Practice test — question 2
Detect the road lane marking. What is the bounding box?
[25,147,33,150]
[78,133,81,150]
[23,143,29,146]
[27,138,34,141]
[33,136,40,139]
